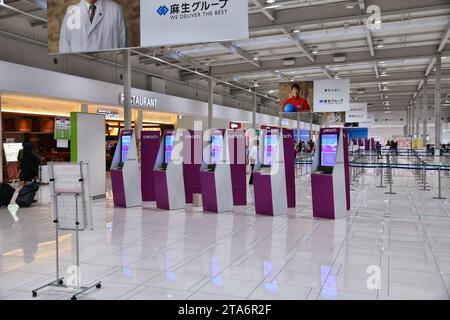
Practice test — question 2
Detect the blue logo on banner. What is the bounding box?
[157,5,169,16]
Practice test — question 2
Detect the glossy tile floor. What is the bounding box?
[0,167,449,300]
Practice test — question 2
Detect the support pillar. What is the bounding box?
[435,52,442,148]
[208,77,214,129]
[123,50,132,130]
[423,77,428,146]
[252,92,257,129]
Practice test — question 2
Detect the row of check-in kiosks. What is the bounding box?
[110,127,350,219]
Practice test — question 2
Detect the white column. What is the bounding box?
[0,94,2,182]
[80,103,89,113]
[423,77,428,146]
[135,110,143,138]
[309,112,313,140]
[416,98,421,139]
[123,50,132,130]
[208,77,214,129]
[297,113,300,144]
[252,92,257,129]
[435,52,442,147]
[411,103,415,138]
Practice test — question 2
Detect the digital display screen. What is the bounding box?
[210,134,223,164]
[321,134,338,167]
[263,134,278,166]
[164,134,175,164]
[121,134,132,163]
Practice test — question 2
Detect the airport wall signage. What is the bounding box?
[314,79,350,112]
[119,94,157,109]
[346,103,368,123]
[97,109,120,119]
[48,0,248,54]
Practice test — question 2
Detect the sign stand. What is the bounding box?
[32,162,101,300]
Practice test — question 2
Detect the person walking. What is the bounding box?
[248,140,259,185]
[376,141,382,159]
[18,142,40,183]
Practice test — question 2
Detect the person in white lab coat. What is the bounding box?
[59,0,128,53]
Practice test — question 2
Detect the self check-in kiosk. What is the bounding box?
[183,130,202,203]
[111,130,142,207]
[311,128,350,219]
[200,129,233,213]
[282,129,296,208]
[141,131,161,201]
[153,130,185,210]
[253,128,288,216]
[228,129,246,206]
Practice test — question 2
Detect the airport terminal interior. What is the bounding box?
[0,0,450,301]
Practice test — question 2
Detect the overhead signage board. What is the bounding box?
[141,0,249,47]
[97,109,120,119]
[48,0,248,54]
[346,103,368,123]
[314,79,350,112]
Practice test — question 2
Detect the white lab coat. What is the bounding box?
[59,0,128,53]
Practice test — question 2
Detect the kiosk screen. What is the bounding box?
[263,134,277,166]
[211,134,223,164]
[164,134,175,164]
[321,134,338,167]
[121,134,132,163]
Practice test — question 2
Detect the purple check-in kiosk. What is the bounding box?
[200,129,233,213]
[141,131,161,201]
[228,129,246,206]
[282,129,296,208]
[110,130,142,208]
[153,130,186,210]
[253,128,288,216]
[311,128,350,219]
[183,130,202,203]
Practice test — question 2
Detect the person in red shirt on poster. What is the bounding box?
[283,83,311,112]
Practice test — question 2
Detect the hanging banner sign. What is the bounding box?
[54,117,71,140]
[48,0,248,54]
[141,0,249,47]
[346,103,368,123]
[313,79,350,112]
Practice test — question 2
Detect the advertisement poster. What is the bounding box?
[48,0,141,54]
[314,79,350,112]
[346,103,368,123]
[48,0,248,54]
[347,128,369,141]
[323,112,346,126]
[397,138,412,149]
[54,117,71,140]
[279,82,314,113]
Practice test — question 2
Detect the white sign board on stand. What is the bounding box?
[49,162,93,231]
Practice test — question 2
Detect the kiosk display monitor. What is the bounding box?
[210,134,223,165]
[321,134,338,167]
[263,134,278,166]
[121,133,132,163]
[164,134,175,164]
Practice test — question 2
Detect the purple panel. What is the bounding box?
[153,170,170,210]
[311,173,335,219]
[200,171,218,213]
[183,130,202,203]
[253,173,274,215]
[283,129,296,208]
[141,131,161,201]
[228,129,247,205]
[342,129,351,211]
[111,169,126,207]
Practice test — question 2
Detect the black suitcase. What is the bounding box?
[0,183,15,207]
[16,183,39,207]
